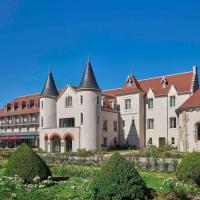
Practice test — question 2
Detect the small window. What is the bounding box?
[122,120,125,127]
[148,98,153,109]
[171,137,175,144]
[65,96,73,107]
[41,117,43,127]
[18,104,22,111]
[41,101,43,109]
[80,95,83,104]
[147,119,154,129]
[196,123,200,140]
[148,138,152,145]
[125,99,131,110]
[80,113,83,124]
[170,96,176,107]
[169,117,176,128]
[103,120,107,131]
[26,103,30,110]
[113,121,117,131]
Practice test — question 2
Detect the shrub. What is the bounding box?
[92,152,153,200]
[154,190,188,200]
[5,143,51,183]
[176,152,200,186]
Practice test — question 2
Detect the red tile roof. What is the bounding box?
[0,94,40,117]
[177,89,200,111]
[104,71,193,96]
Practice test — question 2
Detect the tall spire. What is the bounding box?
[41,70,59,97]
[79,60,100,91]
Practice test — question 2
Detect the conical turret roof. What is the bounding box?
[41,70,59,97]
[79,61,100,91]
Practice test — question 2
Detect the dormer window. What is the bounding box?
[18,104,22,111]
[126,75,133,87]
[35,101,39,108]
[26,103,30,110]
[4,106,7,112]
[161,77,168,88]
[11,106,15,112]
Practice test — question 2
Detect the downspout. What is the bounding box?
[167,96,169,145]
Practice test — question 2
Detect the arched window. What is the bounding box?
[65,96,73,107]
[80,113,83,124]
[196,123,200,141]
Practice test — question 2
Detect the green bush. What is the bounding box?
[154,190,188,200]
[176,152,200,185]
[5,143,51,183]
[92,152,153,200]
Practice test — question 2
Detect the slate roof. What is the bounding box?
[79,61,100,91]
[41,70,59,97]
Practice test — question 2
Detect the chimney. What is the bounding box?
[193,65,197,75]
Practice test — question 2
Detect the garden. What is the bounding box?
[0,145,200,200]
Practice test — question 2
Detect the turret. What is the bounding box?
[40,69,58,129]
[77,60,101,150]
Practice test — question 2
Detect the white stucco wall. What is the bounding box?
[146,86,191,147]
[101,109,118,147]
[117,92,144,148]
[40,127,80,152]
[178,110,200,152]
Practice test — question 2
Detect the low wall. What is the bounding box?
[38,153,182,172]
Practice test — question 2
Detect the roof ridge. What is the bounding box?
[138,70,193,82]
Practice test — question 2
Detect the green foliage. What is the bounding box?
[176,152,200,185]
[5,143,51,183]
[0,176,44,200]
[92,152,153,200]
[154,190,188,200]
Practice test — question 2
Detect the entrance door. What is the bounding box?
[159,137,166,148]
[51,136,61,153]
[65,137,72,152]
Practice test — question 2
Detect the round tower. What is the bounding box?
[77,61,101,150]
[40,70,58,129]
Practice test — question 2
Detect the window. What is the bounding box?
[41,101,43,109]
[148,98,153,109]
[80,95,83,104]
[148,138,152,145]
[169,117,176,128]
[41,117,43,127]
[80,113,83,124]
[11,106,14,112]
[18,104,22,111]
[122,120,125,127]
[103,137,107,147]
[171,137,175,144]
[132,119,135,127]
[65,96,73,107]
[114,137,117,145]
[197,123,200,141]
[147,119,154,129]
[59,118,75,128]
[26,103,30,110]
[114,121,117,131]
[125,99,131,110]
[103,120,107,131]
[97,96,99,105]
[170,96,176,107]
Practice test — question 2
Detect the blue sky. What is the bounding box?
[0,0,200,107]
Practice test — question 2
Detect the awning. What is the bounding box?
[0,136,22,140]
